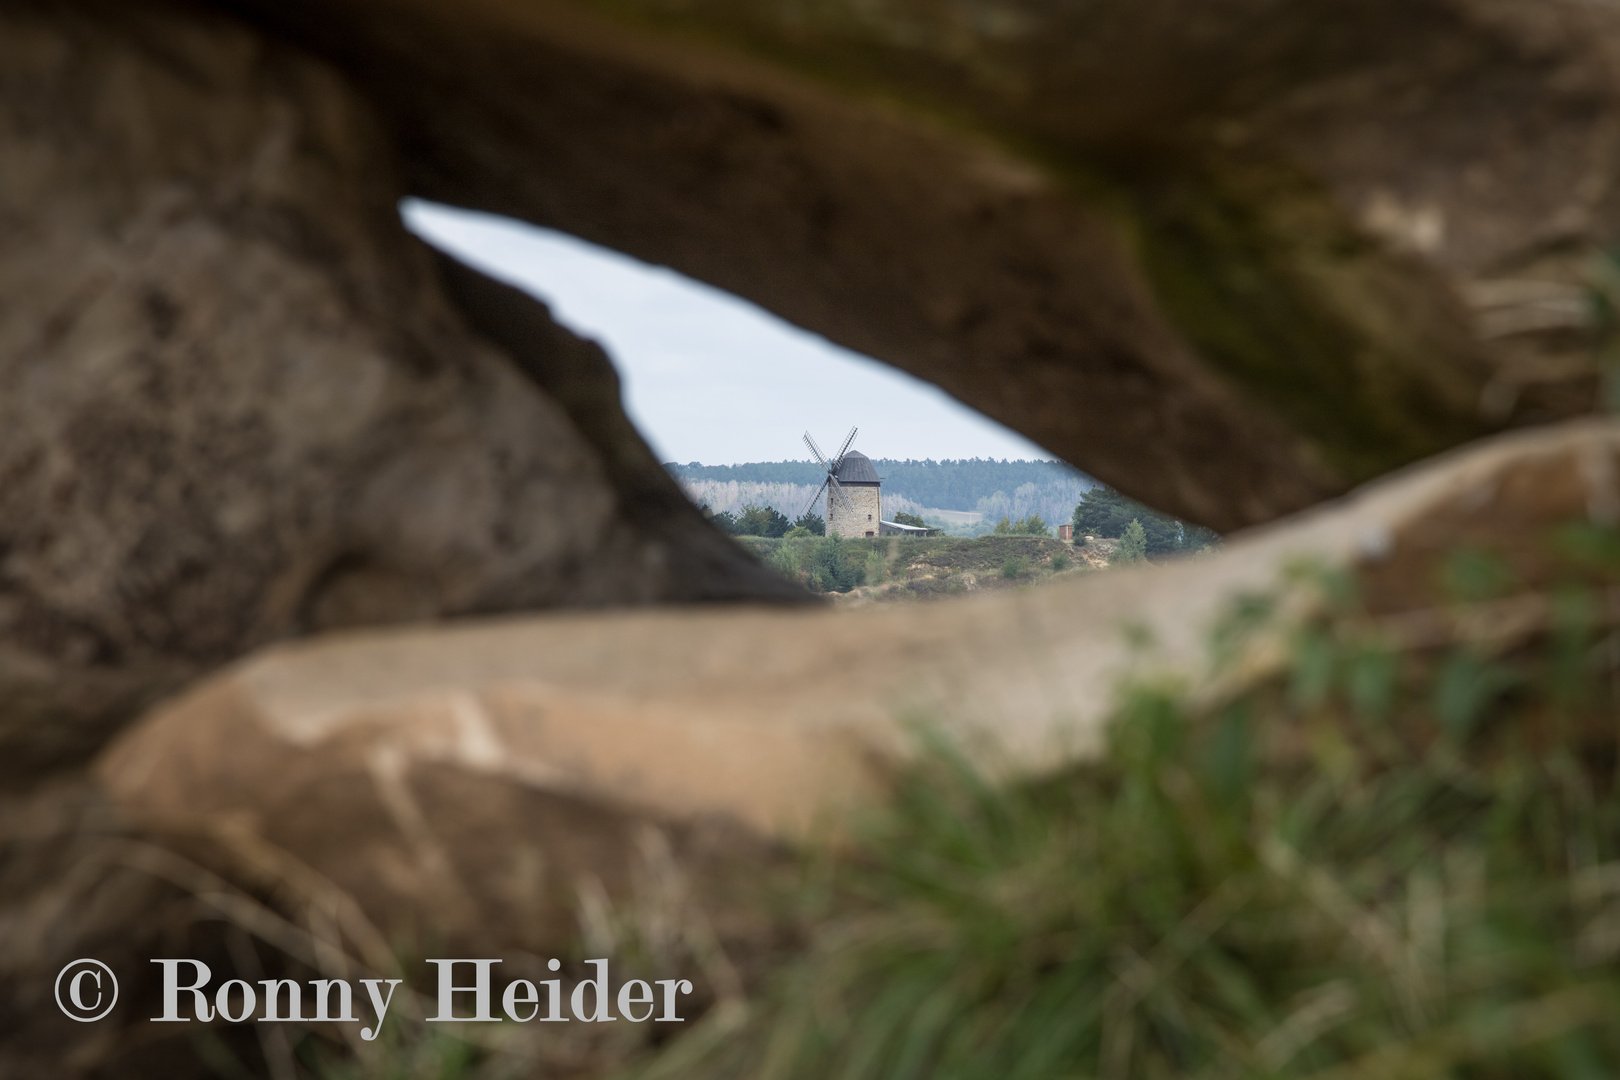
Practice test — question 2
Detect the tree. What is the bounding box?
[1116,518,1148,564]
[794,511,826,536]
[734,503,792,538]
[992,513,1050,536]
[1072,486,1213,556]
[767,545,803,580]
[807,535,864,592]
[892,511,928,529]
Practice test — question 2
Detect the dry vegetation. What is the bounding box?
[733,535,1115,603]
[193,519,1620,1080]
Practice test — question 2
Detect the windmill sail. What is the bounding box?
[803,433,830,471]
[831,426,858,470]
[826,474,856,512]
[801,477,829,518]
[802,427,862,524]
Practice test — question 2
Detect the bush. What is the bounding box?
[767,545,802,580]
[636,527,1620,1080]
[1115,518,1148,563]
[1050,552,1070,572]
[793,511,826,536]
[807,535,864,593]
[993,514,1050,537]
[733,503,792,538]
[1000,555,1023,579]
[1072,485,1218,555]
[864,550,887,585]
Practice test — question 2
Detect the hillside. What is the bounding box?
[732,533,1130,604]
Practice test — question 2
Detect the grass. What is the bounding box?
[619,530,1620,1080]
[735,535,1078,597]
[211,524,1620,1080]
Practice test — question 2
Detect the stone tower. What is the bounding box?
[828,451,881,538]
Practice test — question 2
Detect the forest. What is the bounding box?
[665,458,1092,511]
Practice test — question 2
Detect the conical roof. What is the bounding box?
[833,450,880,484]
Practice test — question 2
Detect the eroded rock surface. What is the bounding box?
[215,0,1620,524]
[0,2,801,785]
[96,418,1620,959]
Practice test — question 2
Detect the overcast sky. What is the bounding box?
[403,200,1054,465]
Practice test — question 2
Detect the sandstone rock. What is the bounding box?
[0,2,803,784]
[212,0,1620,524]
[12,0,1620,777]
[97,418,1620,958]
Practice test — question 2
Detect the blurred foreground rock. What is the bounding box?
[3,418,1615,1077]
[14,0,1620,780]
[0,2,803,787]
[95,418,1620,960]
[218,0,1620,525]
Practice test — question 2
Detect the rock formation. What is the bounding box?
[9,0,1620,1073]
[96,417,1620,956]
[10,0,1620,775]
[217,0,1620,523]
[0,1,803,785]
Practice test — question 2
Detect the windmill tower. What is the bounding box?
[803,428,882,538]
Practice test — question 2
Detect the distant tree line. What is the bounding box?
[667,458,1093,512]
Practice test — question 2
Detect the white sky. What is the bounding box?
[402,200,1054,465]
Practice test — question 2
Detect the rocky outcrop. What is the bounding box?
[10,3,1620,1073]
[0,2,803,786]
[11,0,1620,776]
[213,0,1620,526]
[95,418,1620,958]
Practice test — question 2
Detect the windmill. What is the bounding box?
[802,427,859,522]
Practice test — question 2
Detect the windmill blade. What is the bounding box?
[827,474,856,513]
[801,477,829,519]
[803,432,830,472]
[832,426,858,469]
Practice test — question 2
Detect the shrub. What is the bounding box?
[793,511,826,536]
[1072,485,1219,555]
[807,535,864,592]
[1115,518,1148,563]
[1050,552,1070,572]
[993,514,1049,537]
[634,527,1620,1080]
[767,545,802,580]
[864,550,887,585]
[1014,513,1050,536]
[733,503,792,538]
[1000,556,1023,579]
